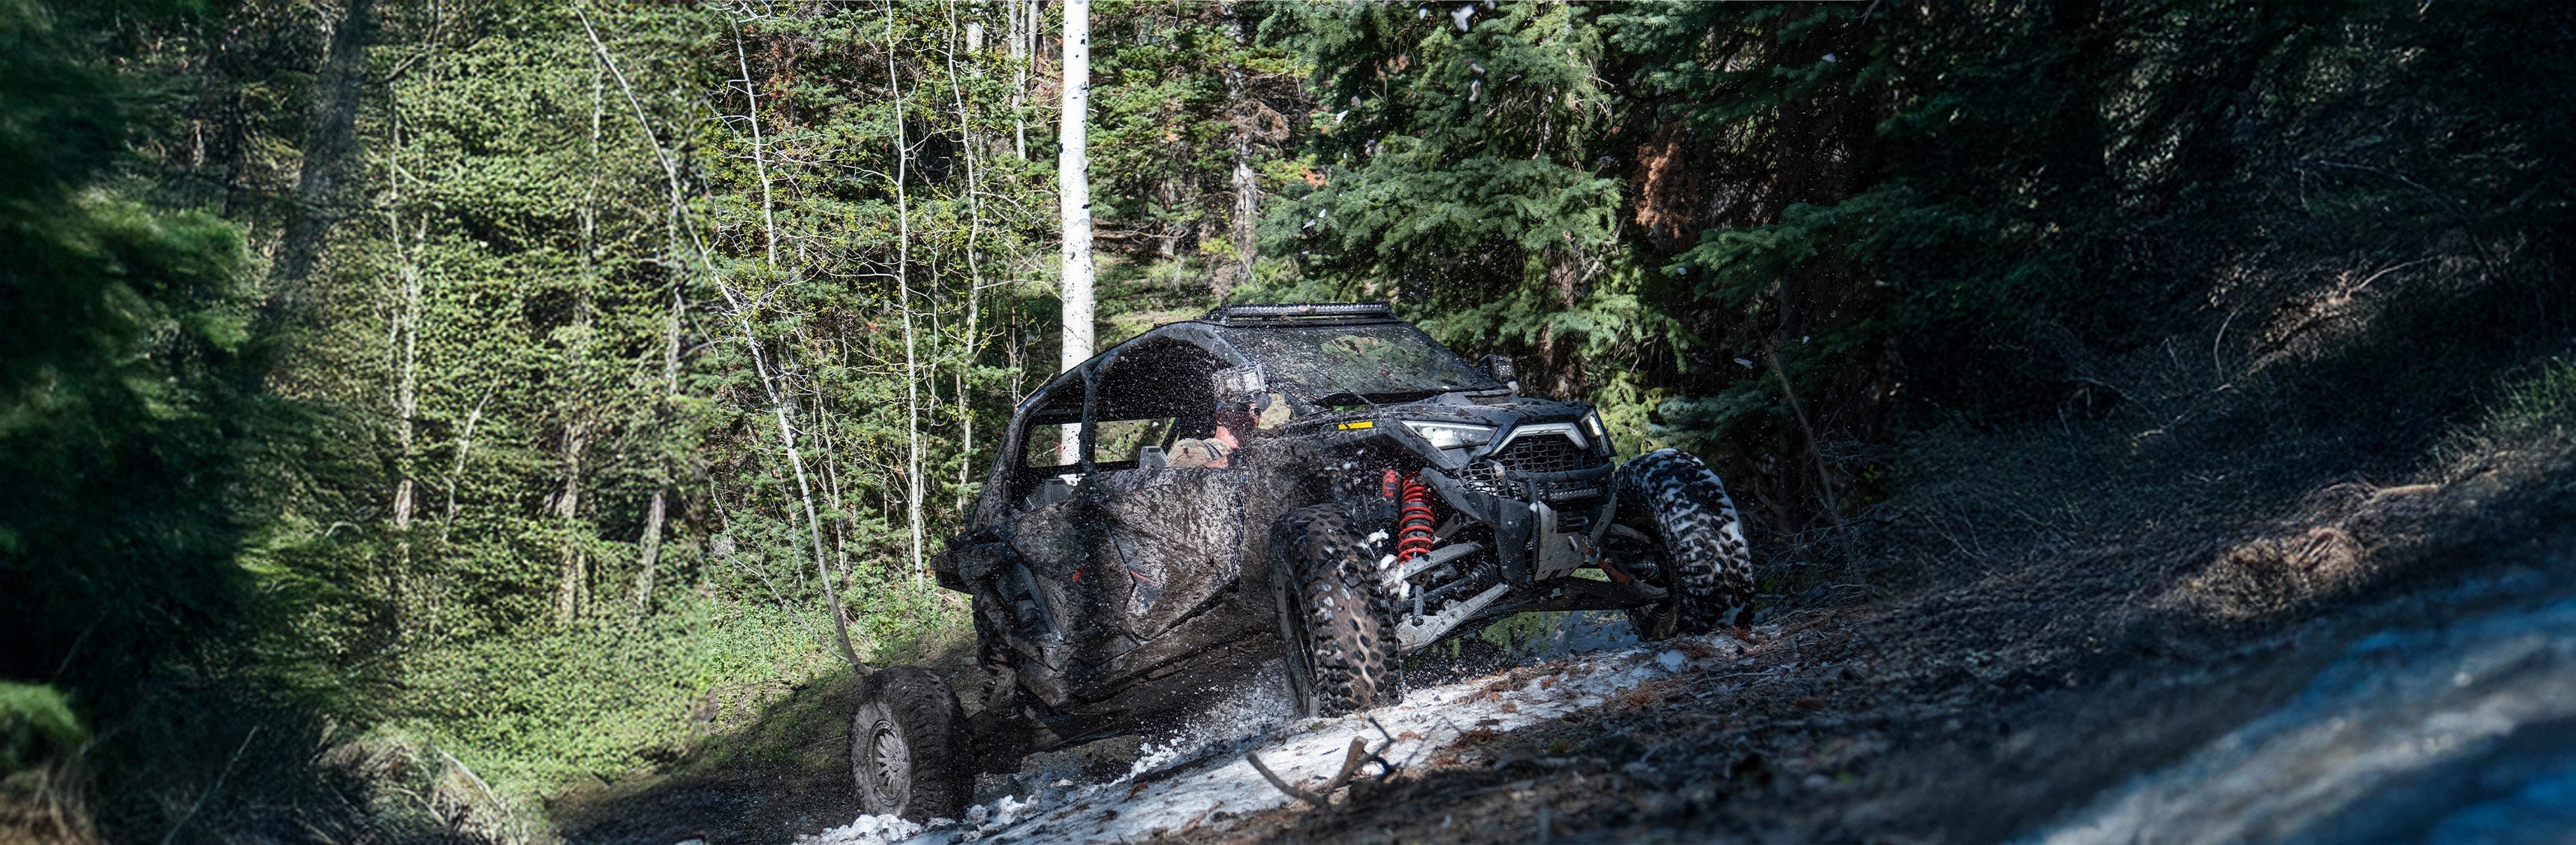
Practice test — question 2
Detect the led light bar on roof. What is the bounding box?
[1204,302,1399,324]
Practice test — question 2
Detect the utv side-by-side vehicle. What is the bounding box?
[850,303,1758,819]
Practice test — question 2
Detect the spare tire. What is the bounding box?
[1271,504,1400,717]
[852,666,971,822]
[1615,449,1757,637]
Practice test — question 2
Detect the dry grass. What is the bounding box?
[0,765,97,845]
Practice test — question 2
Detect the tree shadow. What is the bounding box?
[551,642,983,845]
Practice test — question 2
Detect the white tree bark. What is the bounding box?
[1058,0,1094,465]
[889,2,928,591]
[737,22,778,269]
[387,98,419,638]
[1012,0,1031,159]
[557,63,604,627]
[1227,133,1258,296]
[948,4,989,516]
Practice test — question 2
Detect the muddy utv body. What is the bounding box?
[853,303,1756,820]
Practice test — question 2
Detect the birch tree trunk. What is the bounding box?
[552,420,588,624]
[553,56,613,627]
[737,23,778,269]
[1225,67,1259,298]
[1011,0,1031,159]
[637,20,775,613]
[387,100,418,639]
[1222,5,1259,296]
[633,280,680,615]
[889,3,928,591]
[633,49,692,612]
[1058,0,1094,464]
[633,486,667,612]
[948,4,988,517]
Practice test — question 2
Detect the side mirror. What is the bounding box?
[1481,355,1520,392]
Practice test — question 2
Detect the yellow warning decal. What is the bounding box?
[1335,420,1375,431]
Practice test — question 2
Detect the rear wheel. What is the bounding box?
[1272,504,1400,717]
[852,666,971,822]
[1616,449,1756,637]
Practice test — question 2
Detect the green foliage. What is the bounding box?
[1264,0,2575,535]
[0,683,84,773]
[2490,359,2576,444]
[0,0,261,705]
[1476,611,1566,657]
[1267,1,1626,313]
[2441,356,2576,474]
[1253,1,1683,459]
[396,600,841,795]
[701,2,1052,648]
[1082,1,1313,330]
[11,0,1022,834]
[10,0,2573,838]
[1088,5,1295,245]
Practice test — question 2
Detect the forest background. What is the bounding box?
[1,0,2567,841]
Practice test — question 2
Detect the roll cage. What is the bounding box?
[976,305,1505,519]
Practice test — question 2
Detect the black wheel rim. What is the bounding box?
[865,717,910,810]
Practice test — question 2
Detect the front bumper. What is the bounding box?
[1418,461,1617,584]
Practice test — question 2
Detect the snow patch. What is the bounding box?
[986,795,1032,828]
[797,813,922,845]
[859,630,1755,843]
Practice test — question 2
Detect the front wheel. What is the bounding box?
[1271,504,1401,717]
[1616,449,1757,637]
[852,666,971,822]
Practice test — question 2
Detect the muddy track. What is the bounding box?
[778,444,2576,845]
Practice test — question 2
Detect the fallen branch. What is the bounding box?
[1245,738,1367,806]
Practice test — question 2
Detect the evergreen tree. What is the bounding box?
[1088,0,1310,308]
[1263,0,2575,534]
[0,0,260,710]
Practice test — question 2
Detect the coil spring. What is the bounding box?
[1397,473,1437,563]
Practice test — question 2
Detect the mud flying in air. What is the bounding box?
[847,302,1758,821]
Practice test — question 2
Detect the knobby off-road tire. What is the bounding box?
[1617,448,1757,637]
[852,666,971,822]
[1272,504,1401,717]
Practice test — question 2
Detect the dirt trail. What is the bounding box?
[796,630,1755,844]
[768,439,2576,845]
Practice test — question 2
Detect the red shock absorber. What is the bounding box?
[1396,473,1437,563]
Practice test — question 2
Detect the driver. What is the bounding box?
[1166,401,1256,468]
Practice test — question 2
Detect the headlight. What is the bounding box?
[1400,420,1497,450]
[1580,411,1606,441]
